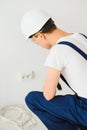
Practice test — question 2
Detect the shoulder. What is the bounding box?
[44,44,69,71]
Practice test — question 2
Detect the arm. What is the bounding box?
[43,67,61,100]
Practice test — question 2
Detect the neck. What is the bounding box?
[47,28,72,46]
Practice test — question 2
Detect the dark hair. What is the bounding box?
[40,18,57,33]
[29,18,57,38]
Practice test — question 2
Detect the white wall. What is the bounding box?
[0,0,87,129]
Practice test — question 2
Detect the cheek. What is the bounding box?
[35,39,51,49]
[35,39,44,46]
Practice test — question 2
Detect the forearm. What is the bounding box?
[42,67,60,100]
[43,85,56,100]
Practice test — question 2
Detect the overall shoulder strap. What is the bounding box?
[58,41,87,60]
[80,33,87,39]
[57,34,87,94]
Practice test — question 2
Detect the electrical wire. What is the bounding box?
[0,104,36,130]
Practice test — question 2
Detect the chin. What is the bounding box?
[43,46,51,49]
[45,45,52,49]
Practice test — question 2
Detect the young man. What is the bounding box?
[21,9,87,130]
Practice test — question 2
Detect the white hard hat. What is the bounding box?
[21,9,51,39]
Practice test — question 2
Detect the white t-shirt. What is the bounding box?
[44,33,87,98]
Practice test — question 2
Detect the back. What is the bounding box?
[44,33,87,98]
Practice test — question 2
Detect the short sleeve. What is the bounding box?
[44,45,65,71]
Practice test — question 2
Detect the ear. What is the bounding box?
[38,33,46,40]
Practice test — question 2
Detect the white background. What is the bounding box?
[0,0,87,129]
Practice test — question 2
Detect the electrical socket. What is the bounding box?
[17,71,34,81]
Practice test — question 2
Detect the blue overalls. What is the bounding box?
[25,34,87,130]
